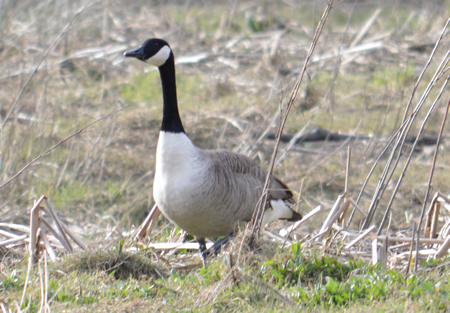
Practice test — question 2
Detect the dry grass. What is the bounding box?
[1,0,450,311]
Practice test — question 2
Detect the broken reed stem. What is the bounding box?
[44,252,49,313]
[375,236,445,245]
[247,0,335,239]
[360,19,450,229]
[0,106,128,189]
[281,205,321,249]
[40,217,72,252]
[436,237,450,259]
[350,8,382,47]
[44,197,80,250]
[430,201,440,240]
[345,145,351,193]
[134,204,159,241]
[29,197,44,263]
[413,96,450,272]
[38,257,45,312]
[406,222,416,276]
[41,230,57,261]
[20,249,34,308]
[344,225,375,250]
[424,193,440,239]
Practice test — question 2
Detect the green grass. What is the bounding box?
[2,242,450,312]
[1,0,450,311]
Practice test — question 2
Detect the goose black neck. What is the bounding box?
[159,54,185,133]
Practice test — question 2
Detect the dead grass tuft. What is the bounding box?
[59,247,163,280]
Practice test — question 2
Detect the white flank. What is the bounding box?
[147,45,171,67]
[262,200,294,227]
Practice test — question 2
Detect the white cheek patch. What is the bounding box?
[146,45,172,67]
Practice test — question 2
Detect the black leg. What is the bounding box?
[197,237,208,268]
[197,234,234,267]
[213,233,234,254]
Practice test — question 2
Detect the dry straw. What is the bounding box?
[130,4,450,274]
[248,0,336,240]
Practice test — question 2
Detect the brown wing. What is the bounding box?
[205,149,294,203]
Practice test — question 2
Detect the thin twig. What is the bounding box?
[0,106,128,189]
[248,0,335,240]
[414,96,450,271]
[360,19,450,229]
[365,51,450,230]
[400,18,450,127]
[47,285,64,306]
[376,75,450,234]
[0,2,91,129]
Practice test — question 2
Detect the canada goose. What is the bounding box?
[124,38,302,265]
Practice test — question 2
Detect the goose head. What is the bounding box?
[124,38,172,67]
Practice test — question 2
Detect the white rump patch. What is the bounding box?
[147,45,171,67]
[262,200,294,227]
